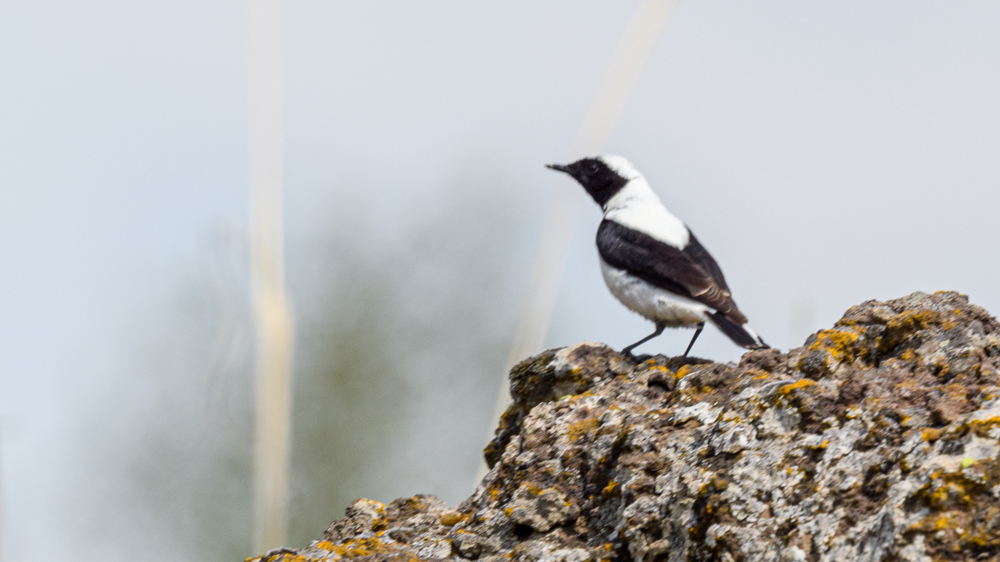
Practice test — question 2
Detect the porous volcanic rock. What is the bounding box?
[252,292,1000,562]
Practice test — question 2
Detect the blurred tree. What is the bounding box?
[288,164,529,543]
[73,164,531,561]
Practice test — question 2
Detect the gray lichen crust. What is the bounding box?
[251,292,1000,562]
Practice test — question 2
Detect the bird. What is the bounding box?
[546,155,768,358]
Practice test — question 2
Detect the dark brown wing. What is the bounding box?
[596,219,747,324]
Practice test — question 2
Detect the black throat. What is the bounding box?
[554,158,629,207]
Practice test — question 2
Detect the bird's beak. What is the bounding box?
[546,163,570,173]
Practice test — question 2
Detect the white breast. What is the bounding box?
[600,259,710,327]
[602,178,689,249]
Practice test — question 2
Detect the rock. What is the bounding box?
[250,292,1000,562]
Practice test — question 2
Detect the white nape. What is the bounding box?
[602,173,690,249]
[598,154,642,181]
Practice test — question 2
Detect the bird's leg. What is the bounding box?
[621,322,666,357]
[683,323,705,357]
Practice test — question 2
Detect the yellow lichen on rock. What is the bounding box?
[777,379,816,395]
[250,293,1000,562]
[566,416,600,442]
[808,328,859,362]
[325,538,392,559]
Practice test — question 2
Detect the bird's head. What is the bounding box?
[546,155,640,207]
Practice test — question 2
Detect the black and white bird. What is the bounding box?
[547,155,768,358]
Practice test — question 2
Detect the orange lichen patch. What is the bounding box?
[250,553,308,562]
[909,502,1000,554]
[932,361,951,381]
[524,483,543,495]
[964,506,1000,549]
[908,508,981,550]
[910,473,981,512]
[895,378,924,395]
[439,510,467,526]
[890,309,958,335]
[843,406,862,420]
[887,310,938,333]
[674,365,693,381]
[566,390,597,404]
[567,416,601,441]
[324,538,393,558]
[778,379,817,395]
[933,482,972,508]
[590,543,616,561]
[940,383,969,404]
[899,349,916,362]
[742,368,770,380]
[315,541,336,551]
[922,428,944,442]
[966,410,1000,438]
[804,439,829,451]
[808,329,859,362]
[602,480,620,498]
[912,513,954,533]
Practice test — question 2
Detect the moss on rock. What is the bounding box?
[251,292,1000,562]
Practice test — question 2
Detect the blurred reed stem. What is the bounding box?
[247,0,295,553]
[0,426,5,562]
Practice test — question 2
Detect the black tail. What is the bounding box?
[707,311,769,350]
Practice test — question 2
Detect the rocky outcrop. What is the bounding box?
[251,292,1000,562]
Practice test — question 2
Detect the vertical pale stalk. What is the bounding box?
[0,429,5,562]
[247,0,294,553]
[481,0,678,480]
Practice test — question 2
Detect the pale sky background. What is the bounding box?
[2,1,1000,561]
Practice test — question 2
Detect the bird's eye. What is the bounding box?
[586,162,600,175]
